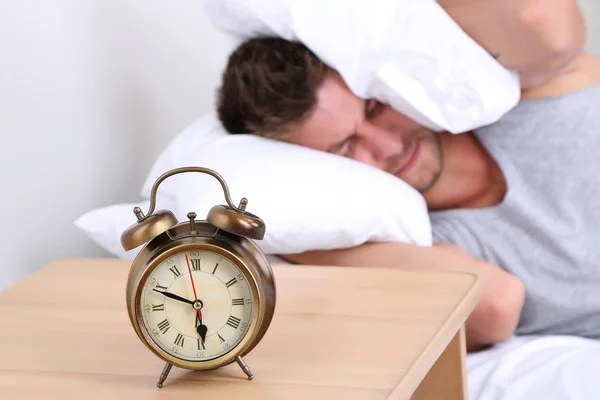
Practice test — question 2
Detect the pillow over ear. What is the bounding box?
[139,114,432,255]
[201,0,519,133]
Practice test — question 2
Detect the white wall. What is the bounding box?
[0,0,236,291]
[1,1,599,292]
[580,0,600,55]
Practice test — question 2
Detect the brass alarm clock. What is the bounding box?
[120,166,276,388]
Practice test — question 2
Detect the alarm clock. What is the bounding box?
[120,166,276,388]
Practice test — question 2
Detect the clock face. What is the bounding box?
[140,248,254,362]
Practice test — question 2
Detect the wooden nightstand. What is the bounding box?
[0,258,479,399]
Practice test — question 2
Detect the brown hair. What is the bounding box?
[216,37,328,138]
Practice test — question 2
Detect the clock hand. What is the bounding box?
[195,313,208,344]
[185,254,204,324]
[152,288,195,306]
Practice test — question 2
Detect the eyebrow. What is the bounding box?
[326,100,370,153]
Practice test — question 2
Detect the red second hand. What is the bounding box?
[185,254,202,322]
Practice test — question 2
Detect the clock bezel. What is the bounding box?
[125,220,276,372]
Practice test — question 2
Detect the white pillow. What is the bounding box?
[140,114,431,253]
[75,114,432,259]
[75,199,158,260]
[201,0,520,134]
[74,198,291,264]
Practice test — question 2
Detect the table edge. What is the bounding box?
[387,272,480,399]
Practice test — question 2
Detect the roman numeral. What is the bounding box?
[157,319,170,334]
[226,315,241,329]
[212,263,219,274]
[225,277,237,288]
[232,298,244,306]
[174,333,185,347]
[152,303,164,311]
[190,259,201,271]
[218,334,226,343]
[169,266,181,278]
[197,339,205,350]
[156,283,168,291]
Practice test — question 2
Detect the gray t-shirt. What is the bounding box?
[430,83,600,338]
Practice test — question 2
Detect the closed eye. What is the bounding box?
[338,135,356,157]
[366,99,383,119]
[327,99,381,157]
[328,134,356,156]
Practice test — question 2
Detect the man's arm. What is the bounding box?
[437,0,587,89]
[280,241,525,352]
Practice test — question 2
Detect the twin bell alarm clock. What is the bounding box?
[120,166,276,388]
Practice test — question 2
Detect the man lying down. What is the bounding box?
[212,24,600,350]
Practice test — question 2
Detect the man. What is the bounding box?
[436,0,587,89]
[213,22,597,351]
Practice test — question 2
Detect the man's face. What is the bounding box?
[285,71,444,193]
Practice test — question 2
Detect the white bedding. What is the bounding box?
[467,334,600,399]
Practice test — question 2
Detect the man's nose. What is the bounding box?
[359,123,404,163]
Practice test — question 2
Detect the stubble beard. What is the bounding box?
[416,132,444,194]
[391,129,444,194]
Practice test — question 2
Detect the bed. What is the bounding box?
[467,334,600,399]
[75,113,600,400]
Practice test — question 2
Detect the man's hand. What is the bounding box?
[280,241,525,352]
[438,0,587,89]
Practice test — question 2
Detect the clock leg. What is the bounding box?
[236,356,254,380]
[156,362,173,388]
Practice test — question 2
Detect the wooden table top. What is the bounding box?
[0,258,479,399]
